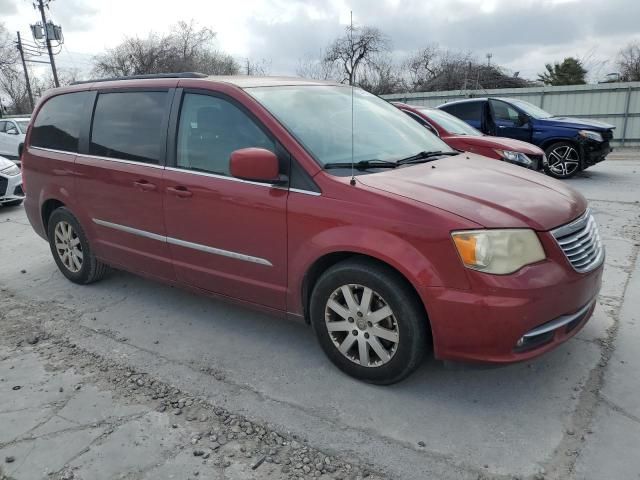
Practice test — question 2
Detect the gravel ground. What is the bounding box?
[0,292,384,480]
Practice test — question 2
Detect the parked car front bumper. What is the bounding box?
[0,172,25,204]
[581,138,613,167]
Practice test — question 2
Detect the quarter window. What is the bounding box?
[30,92,90,152]
[90,91,168,164]
[453,101,483,122]
[176,93,274,176]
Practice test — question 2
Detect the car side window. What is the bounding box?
[31,92,90,153]
[490,100,520,123]
[90,91,168,164]
[0,121,6,133]
[454,102,483,122]
[176,93,275,176]
[403,111,438,136]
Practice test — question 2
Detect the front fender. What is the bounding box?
[287,224,470,316]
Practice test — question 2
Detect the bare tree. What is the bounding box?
[617,41,640,81]
[0,22,18,72]
[296,55,340,81]
[402,45,534,92]
[0,67,32,114]
[324,24,389,85]
[92,21,240,77]
[243,58,271,76]
[358,55,406,95]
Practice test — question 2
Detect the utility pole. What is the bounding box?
[16,32,35,111]
[486,53,493,67]
[36,0,59,87]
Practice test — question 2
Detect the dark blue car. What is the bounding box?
[438,97,615,179]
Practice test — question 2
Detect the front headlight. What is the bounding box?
[451,229,546,274]
[579,130,603,142]
[0,164,20,176]
[494,150,533,167]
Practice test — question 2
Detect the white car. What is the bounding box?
[0,117,30,162]
[0,155,24,207]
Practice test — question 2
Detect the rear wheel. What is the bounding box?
[47,207,108,284]
[310,258,429,384]
[544,142,581,179]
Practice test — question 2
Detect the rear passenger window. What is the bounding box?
[176,93,274,176]
[454,102,483,122]
[30,92,90,152]
[90,91,168,164]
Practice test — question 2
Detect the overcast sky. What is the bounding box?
[1,0,639,82]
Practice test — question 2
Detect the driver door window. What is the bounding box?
[490,100,521,124]
[176,93,275,176]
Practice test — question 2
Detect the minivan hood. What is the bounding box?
[450,135,543,155]
[358,153,587,230]
[539,116,615,131]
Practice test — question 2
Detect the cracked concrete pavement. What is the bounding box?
[1,156,639,479]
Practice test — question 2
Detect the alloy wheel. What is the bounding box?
[547,145,579,177]
[324,284,400,367]
[54,221,83,273]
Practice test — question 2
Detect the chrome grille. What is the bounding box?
[551,209,604,273]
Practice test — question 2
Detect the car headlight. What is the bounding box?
[0,164,20,176]
[494,150,533,167]
[451,229,546,275]
[579,130,603,142]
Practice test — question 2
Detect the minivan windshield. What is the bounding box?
[418,108,481,136]
[508,99,553,119]
[248,85,455,168]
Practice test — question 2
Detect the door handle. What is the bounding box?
[133,180,157,191]
[166,186,193,198]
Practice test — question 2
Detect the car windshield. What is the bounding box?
[417,108,481,135]
[508,99,553,119]
[247,85,454,168]
[15,120,29,134]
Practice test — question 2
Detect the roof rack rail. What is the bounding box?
[71,72,207,85]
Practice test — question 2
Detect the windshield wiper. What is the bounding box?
[396,150,459,165]
[324,159,398,170]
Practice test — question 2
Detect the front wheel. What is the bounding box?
[47,207,108,284]
[544,142,581,179]
[310,258,429,384]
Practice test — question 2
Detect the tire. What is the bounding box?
[2,199,23,207]
[544,142,581,179]
[310,258,429,385]
[47,207,108,284]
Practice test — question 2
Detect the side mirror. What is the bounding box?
[230,148,281,183]
[6,127,19,135]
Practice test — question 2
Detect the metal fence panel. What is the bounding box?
[382,82,640,146]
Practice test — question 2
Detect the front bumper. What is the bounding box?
[421,233,603,363]
[0,172,24,203]
[580,138,612,168]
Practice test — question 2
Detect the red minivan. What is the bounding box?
[22,74,604,384]
[393,102,547,170]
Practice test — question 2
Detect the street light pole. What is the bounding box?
[36,0,59,87]
[16,31,35,111]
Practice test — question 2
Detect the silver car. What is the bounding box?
[0,155,24,207]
